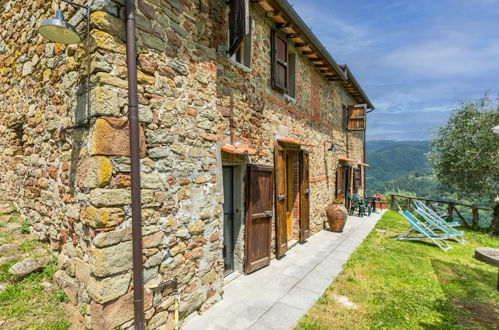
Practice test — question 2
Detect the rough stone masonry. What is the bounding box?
[0,0,369,329]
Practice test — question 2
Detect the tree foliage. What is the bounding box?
[429,96,499,207]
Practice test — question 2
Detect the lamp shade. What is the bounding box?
[328,143,337,152]
[39,10,81,44]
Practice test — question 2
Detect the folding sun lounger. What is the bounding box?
[414,207,466,244]
[397,210,452,251]
[414,201,461,227]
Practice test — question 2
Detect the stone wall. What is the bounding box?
[0,0,366,328]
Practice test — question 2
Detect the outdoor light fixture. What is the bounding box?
[327,143,338,152]
[39,10,81,44]
[324,140,337,152]
[38,1,90,45]
[39,0,91,125]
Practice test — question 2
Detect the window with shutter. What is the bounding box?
[354,168,361,191]
[228,0,250,56]
[347,104,367,131]
[232,18,252,68]
[271,30,289,93]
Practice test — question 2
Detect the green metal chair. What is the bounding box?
[349,194,371,217]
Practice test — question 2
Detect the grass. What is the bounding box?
[0,261,70,329]
[0,210,70,329]
[297,211,499,329]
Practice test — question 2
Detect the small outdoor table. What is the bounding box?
[474,248,499,291]
[369,196,381,213]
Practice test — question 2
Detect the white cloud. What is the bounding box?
[382,41,499,76]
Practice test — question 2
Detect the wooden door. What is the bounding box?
[244,164,274,274]
[299,150,310,241]
[274,145,287,258]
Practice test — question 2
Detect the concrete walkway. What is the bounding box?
[183,210,386,330]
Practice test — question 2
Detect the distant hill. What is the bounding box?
[365,140,434,196]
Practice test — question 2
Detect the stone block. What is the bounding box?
[90,11,125,40]
[80,206,125,228]
[75,259,92,285]
[91,241,132,277]
[93,227,132,247]
[90,288,153,329]
[188,221,205,235]
[88,273,131,304]
[138,54,158,75]
[94,72,129,89]
[90,0,118,16]
[90,87,120,117]
[91,29,126,54]
[76,156,113,189]
[53,270,79,305]
[143,231,164,249]
[89,118,146,158]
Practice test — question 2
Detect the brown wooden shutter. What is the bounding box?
[347,104,367,131]
[244,164,273,274]
[354,168,361,191]
[345,166,352,210]
[229,0,250,56]
[274,145,287,257]
[299,150,310,241]
[271,30,289,93]
[335,165,343,197]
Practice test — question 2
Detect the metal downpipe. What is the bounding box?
[125,0,145,328]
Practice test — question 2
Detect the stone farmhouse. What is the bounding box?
[0,0,374,328]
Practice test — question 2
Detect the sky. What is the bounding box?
[287,0,499,141]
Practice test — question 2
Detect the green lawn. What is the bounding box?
[0,213,70,329]
[297,211,499,329]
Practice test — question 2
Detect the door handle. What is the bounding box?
[277,194,285,201]
[264,211,274,217]
[304,189,310,195]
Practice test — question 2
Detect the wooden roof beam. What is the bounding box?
[266,10,281,18]
[276,22,293,29]
[295,42,309,48]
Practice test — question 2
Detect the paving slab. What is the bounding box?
[182,211,385,330]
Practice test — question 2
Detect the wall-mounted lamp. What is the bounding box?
[324,140,337,152]
[39,9,82,44]
[39,0,91,126]
[327,143,337,152]
[39,1,90,45]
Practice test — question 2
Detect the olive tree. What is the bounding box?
[429,96,499,229]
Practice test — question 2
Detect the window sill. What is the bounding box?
[228,57,252,73]
[284,94,296,103]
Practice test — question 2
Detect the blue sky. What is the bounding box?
[288,0,499,141]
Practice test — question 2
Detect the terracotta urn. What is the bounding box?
[326,202,348,232]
